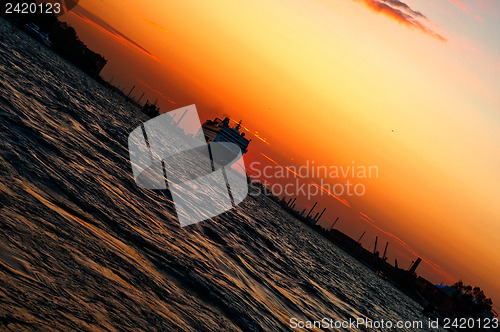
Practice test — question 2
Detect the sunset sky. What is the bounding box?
[61,0,500,309]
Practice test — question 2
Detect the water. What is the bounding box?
[0,18,441,331]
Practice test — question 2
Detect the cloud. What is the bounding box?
[447,0,483,20]
[353,0,446,41]
[384,0,425,18]
[135,77,176,104]
[142,18,169,34]
[309,181,351,207]
[71,6,157,59]
[474,0,498,16]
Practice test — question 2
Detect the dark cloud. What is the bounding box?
[72,5,155,56]
[383,0,426,19]
[354,0,446,41]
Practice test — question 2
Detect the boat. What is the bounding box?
[24,23,52,47]
[142,101,160,118]
[202,117,251,154]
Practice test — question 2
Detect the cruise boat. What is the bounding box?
[142,101,160,118]
[202,117,250,154]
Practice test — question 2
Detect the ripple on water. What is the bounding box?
[0,18,443,331]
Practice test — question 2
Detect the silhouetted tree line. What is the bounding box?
[452,281,495,317]
[1,0,107,77]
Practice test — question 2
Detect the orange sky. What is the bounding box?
[61,0,500,310]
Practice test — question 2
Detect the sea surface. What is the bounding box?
[0,18,442,331]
